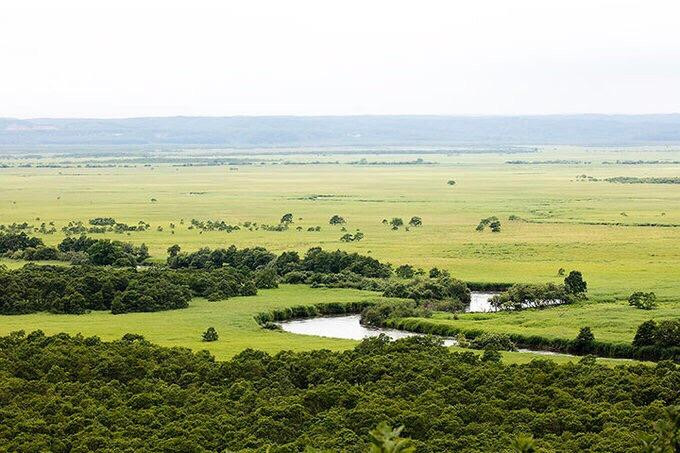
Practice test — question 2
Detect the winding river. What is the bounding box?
[276,292,573,357]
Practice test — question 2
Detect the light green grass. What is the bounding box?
[0,147,679,364]
[2,148,680,299]
[0,284,634,365]
[424,299,679,344]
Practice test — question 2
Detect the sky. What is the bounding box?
[1,0,679,118]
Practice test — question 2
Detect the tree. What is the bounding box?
[408,216,422,227]
[395,264,415,279]
[564,270,587,295]
[329,215,346,225]
[202,327,219,342]
[481,347,502,363]
[340,234,354,242]
[280,213,294,224]
[167,244,181,257]
[633,320,657,347]
[629,291,657,310]
[368,422,415,453]
[572,326,595,353]
[389,218,404,229]
[447,180,456,185]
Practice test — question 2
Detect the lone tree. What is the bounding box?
[202,327,219,342]
[628,291,657,310]
[447,180,456,185]
[329,215,346,225]
[408,216,423,227]
[564,270,587,295]
[571,326,595,353]
[280,213,294,224]
[390,218,404,229]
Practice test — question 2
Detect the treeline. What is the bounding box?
[167,245,392,279]
[0,233,150,266]
[605,176,680,184]
[382,316,680,361]
[0,265,260,315]
[0,331,676,452]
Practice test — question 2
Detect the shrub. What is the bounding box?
[628,291,657,310]
[202,327,218,342]
[470,332,517,351]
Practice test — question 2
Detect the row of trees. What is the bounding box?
[488,271,587,310]
[0,331,676,452]
[0,264,260,315]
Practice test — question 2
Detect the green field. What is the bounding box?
[0,284,639,365]
[1,146,680,360]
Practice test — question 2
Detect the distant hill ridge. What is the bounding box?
[1,114,680,147]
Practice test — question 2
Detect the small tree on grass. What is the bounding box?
[329,215,346,225]
[202,327,218,342]
[564,270,587,296]
[628,291,657,310]
[408,216,422,227]
[280,213,294,224]
[390,218,404,229]
[447,180,456,185]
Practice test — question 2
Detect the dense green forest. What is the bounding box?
[1,331,678,452]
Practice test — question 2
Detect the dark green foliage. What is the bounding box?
[629,291,658,310]
[88,217,116,226]
[0,265,255,315]
[0,232,43,253]
[481,348,503,363]
[408,216,422,227]
[383,275,471,304]
[253,268,279,289]
[202,327,218,342]
[634,320,660,347]
[564,270,587,295]
[300,247,392,278]
[0,332,677,452]
[110,271,191,314]
[490,283,568,310]
[395,264,415,279]
[58,235,149,266]
[167,244,277,270]
[360,300,428,326]
[477,216,501,232]
[640,406,680,452]
[329,214,346,225]
[634,320,680,354]
[470,333,517,351]
[280,213,294,224]
[571,327,595,354]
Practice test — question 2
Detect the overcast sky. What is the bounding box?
[1,0,679,118]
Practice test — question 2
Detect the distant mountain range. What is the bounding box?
[1,114,680,147]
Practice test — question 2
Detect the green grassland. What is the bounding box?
[0,284,638,366]
[1,146,679,360]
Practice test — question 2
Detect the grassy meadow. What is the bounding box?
[1,146,679,361]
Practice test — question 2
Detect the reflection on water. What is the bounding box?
[466,292,499,312]
[277,314,457,346]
